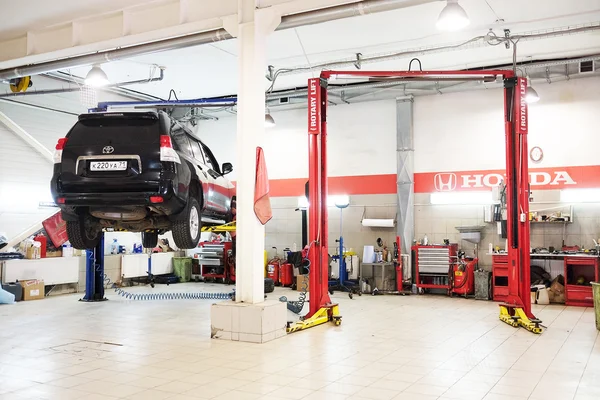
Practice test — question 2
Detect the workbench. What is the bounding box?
[491,252,599,307]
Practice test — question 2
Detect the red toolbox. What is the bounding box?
[492,254,509,302]
[564,257,599,307]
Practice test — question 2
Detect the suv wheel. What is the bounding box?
[66,218,101,250]
[142,232,158,248]
[172,197,201,249]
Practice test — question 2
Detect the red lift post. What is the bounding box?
[288,69,541,334]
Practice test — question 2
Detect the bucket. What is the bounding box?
[173,257,192,283]
[592,282,600,331]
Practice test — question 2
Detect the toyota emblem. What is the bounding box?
[102,146,114,154]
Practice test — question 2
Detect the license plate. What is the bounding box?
[90,161,127,171]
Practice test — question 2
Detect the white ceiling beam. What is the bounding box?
[0,111,53,163]
[0,0,364,69]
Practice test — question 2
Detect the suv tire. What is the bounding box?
[66,218,101,250]
[142,232,158,248]
[172,196,201,249]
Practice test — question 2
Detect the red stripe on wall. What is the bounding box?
[232,165,600,197]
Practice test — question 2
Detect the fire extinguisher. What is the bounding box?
[267,259,281,286]
[279,262,293,287]
[34,233,47,258]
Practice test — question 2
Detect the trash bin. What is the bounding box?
[592,282,600,331]
[173,257,192,283]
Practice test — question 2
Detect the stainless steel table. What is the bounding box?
[360,262,396,292]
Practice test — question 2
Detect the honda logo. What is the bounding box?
[434,173,457,191]
[102,146,114,154]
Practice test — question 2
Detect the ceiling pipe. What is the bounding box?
[0,0,436,81]
[45,71,164,101]
[0,98,79,115]
[0,68,165,98]
[265,54,600,100]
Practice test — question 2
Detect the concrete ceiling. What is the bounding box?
[2,0,600,99]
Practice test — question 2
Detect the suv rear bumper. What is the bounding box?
[52,180,187,219]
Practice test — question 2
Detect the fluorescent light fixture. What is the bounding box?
[85,64,110,87]
[265,112,275,128]
[560,189,600,203]
[430,191,493,205]
[436,0,470,32]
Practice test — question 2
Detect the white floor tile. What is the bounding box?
[0,284,598,400]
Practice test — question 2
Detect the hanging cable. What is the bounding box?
[167,89,179,101]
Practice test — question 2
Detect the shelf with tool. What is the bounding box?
[186,222,236,284]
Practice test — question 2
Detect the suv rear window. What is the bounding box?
[67,117,160,146]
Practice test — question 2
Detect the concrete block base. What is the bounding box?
[211,300,287,343]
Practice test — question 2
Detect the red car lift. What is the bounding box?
[288,69,541,334]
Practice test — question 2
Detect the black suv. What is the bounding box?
[51,111,235,250]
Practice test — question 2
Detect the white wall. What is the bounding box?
[0,102,75,239]
[196,99,397,181]
[414,76,600,172]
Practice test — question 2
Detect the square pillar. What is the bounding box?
[211,0,285,343]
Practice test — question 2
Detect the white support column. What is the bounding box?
[233,1,280,304]
[210,1,286,343]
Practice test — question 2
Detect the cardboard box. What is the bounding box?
[19,280,45,300]
[296,274,309,291]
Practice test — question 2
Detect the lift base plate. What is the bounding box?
[499,304,543,334]
[286,303,341,333]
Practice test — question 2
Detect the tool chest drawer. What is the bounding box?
[492,254,509,302]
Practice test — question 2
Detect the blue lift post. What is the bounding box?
[81,233,108,302]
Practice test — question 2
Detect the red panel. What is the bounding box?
[42,212,68,247]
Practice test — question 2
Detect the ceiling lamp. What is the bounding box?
[84,64,110,87]
[525,77,540,103]
[265,110,275,128]
[436,0,470,32]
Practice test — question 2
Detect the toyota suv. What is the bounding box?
[51,111,235,250]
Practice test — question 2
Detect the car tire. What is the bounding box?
[172,196,201,249]
[264,278,275,293]
[66,218,101,250]
[142,232,158,248]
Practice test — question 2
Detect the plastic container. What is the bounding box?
[173,257,192,283]
[592,282,600,331]
[62,242,73,257]
[32,242,41,259]
[110,239,120,255]
[536,287,550,305]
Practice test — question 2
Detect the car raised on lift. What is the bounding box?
[51,110,235,250]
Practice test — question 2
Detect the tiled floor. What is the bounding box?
[1,283,599,400]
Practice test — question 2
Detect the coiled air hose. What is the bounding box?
[98,259,234,301]
[279,258,310,314]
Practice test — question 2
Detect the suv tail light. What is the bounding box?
[160,135,180,164]
[54,138,68,163]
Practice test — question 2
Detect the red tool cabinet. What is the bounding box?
[564,257,599,307]
[492,254,509,302]
[413,244,457,293]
